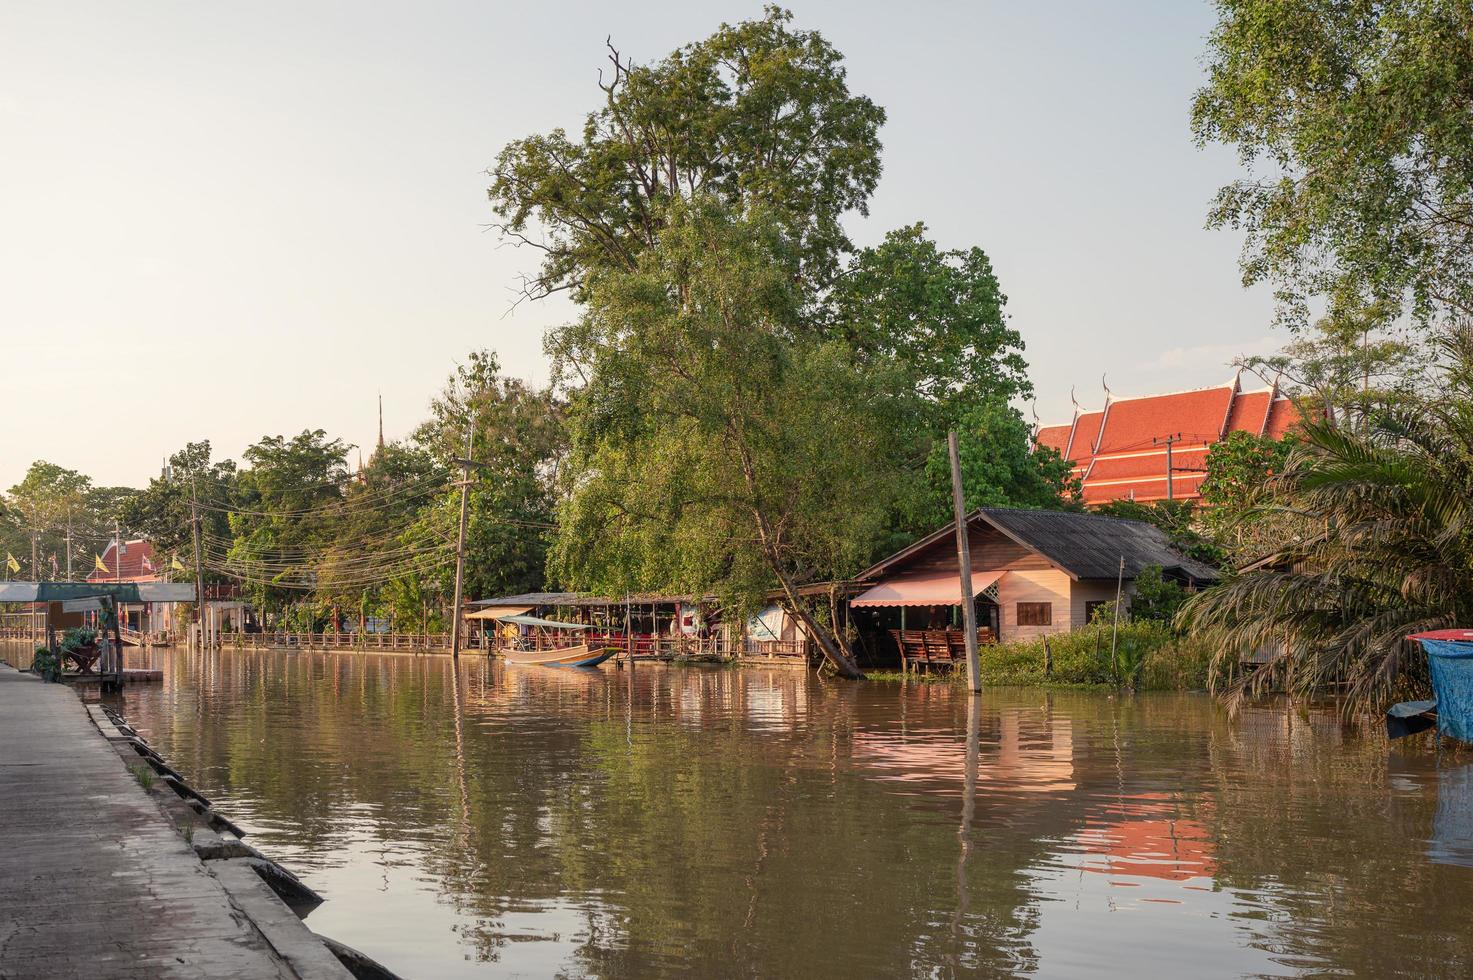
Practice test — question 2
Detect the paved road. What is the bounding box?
[0,666,300,979]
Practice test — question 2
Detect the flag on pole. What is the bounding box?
[5,553,18,573]
[171,555,185,572]
[94,554,108,573]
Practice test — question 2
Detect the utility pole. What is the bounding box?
[191,485,207,650]
[65,516,72,581]
[449,421,479,660]
[114,519,121,583]
[1152,433,1183,501]
[947,431,982,693]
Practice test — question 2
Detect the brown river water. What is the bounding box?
[10,644,1473,977]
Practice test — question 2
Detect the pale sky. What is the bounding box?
[0,1,1274,490]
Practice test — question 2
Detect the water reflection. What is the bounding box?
[8,642,1465,978]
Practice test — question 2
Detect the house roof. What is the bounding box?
[858,507,1219,584]
[86,539,160,583]
[1264,397,1302,439]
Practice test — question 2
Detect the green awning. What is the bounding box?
[0,582,145,603]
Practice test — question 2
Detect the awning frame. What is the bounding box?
[849,570,1006,608]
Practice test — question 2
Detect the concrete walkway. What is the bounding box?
[0,667,320,979]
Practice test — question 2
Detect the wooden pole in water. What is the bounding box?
[449,422,474,661]
[1110,555,1124,683]
[947,431,982,693]
[190,485,207,651]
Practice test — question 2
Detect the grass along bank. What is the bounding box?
[865,620,1215,691]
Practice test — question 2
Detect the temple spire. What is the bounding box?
[377,393,385,454]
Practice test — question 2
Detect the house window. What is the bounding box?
[1017,602,1052,626]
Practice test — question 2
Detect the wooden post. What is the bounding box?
[947,431,982,693]
[1110,555,1125,683]
[449,422,474,660]
[190,486,207,651]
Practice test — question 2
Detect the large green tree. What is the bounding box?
[1194,0,1473,329]
[550,199,907,678]
[225,430,351,614]
[825,225,1071,533]
[489,5,884,309]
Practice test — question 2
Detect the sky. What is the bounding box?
[0,1,1277,491]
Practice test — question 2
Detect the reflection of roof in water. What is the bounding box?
[1075,794,1216,882]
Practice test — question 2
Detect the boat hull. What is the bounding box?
[499,644,617,668]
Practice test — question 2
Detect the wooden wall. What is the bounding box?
[997,569,1073,640]
[898,525,1054,577]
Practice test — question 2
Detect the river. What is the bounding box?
[17,644,1473,977]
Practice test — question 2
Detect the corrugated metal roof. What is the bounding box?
[468,591,692,608]
[980,507,1219,581]
[857,507,1219,584]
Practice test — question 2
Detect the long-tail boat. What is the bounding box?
[494,614,616,669]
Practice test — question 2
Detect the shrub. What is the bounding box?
[30,647,62,683]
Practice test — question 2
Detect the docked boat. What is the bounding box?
[492,614,617,669]
[1391,630,1473,741]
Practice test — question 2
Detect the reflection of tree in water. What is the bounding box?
[117,655,1473,977]
[1203,707,1473,976]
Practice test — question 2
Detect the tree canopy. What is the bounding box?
[489,5,884,305]
[549,199,907,676]
[1194,0,1473,330]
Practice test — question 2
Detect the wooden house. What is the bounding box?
[849,508,1218,665]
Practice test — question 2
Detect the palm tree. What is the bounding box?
[1180,330,1473,716]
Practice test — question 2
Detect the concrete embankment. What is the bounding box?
[0,665,360,980]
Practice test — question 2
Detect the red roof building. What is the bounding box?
[86,539,161,583]
[1036,378,1303,505]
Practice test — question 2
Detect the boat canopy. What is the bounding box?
[500,614,592,630]
[465,605,533,621]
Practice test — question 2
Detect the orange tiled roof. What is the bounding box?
[1094,387,1234,456]
[1224,389,1272,436]
[1035,423,1073,456]
[1264,397,1302,439]
[1037,380,1301,505]
[86,539,162,583]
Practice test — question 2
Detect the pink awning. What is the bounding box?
[850,570,1005,608]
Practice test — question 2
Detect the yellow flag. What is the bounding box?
[5,553,18,573]
[94,553,108,572]
[171,555,185,572]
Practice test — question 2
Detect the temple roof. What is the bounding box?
[1038,381,1304,505]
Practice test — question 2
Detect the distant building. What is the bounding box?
[1034,378,1302,505]
[86,538,161,583]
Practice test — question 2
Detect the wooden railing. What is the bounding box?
[222,631,479,652]
[189,629,814,665]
